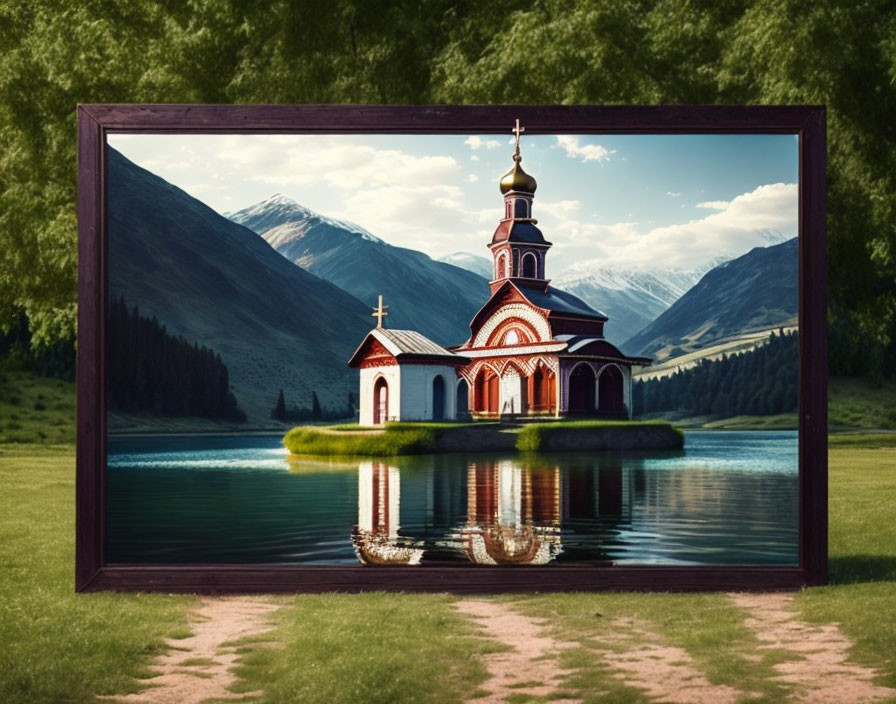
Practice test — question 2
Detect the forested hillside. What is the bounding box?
[1,2,894,379]
[633,330,798,418]
[107,298,245,421]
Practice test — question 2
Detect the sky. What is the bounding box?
[108,131,799,274]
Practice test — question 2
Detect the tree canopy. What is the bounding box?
[2,0,893,375]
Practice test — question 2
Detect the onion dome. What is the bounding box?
[499,154,538,194]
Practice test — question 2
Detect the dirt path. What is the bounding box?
[107,597,281,704]
[593,618,745,704]
[454,600,581,704]
[730,592,896,703]
[455,600,745,704]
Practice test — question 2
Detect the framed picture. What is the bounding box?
[76,104,826,592]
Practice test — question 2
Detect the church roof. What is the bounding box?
[490,219,550,246]
[517,282,608,320]
[347,328,470,367]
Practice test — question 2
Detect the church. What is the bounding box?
[348,122,650,425]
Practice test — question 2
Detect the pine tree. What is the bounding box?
[274,389,286,421]
[311,391,322,420]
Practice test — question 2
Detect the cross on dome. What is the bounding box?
[512,119,525,159]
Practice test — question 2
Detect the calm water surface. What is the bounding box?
[106,431,798,566]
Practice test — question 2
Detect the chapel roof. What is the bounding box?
[347,328,470,367]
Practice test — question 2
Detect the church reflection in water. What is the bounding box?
[351,455,630,566]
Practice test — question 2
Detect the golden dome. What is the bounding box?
[499,155,538,194]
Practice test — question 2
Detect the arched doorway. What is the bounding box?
[373,376,389,425]
[474,367,499,415]
[531,364,556,414]
[432,375,445,420]
[500,365,526,415]
[598,365,625,416]
[456,378,469,418]
[568,363,596,413]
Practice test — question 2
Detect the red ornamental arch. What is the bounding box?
[486,317,541,347]
[473,365,499,414]
[530,362,556,414]
[496,251,508,280]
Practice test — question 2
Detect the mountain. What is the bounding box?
[107,149,374,426]
[623,238,798,361]
[228,196,490,345]
[553,267,704,345]
[438,251,493,280]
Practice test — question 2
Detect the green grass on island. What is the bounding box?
[283,419,682,456]
[283,423,439,456]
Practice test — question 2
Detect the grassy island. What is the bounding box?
[283,419,684,456]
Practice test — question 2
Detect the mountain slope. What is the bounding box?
[107,150,373,426]
[623,238,798,360]
[553,267,703,345]
[228,196,490,345]
[438,251,493,280]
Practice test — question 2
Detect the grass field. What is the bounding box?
[1,372,895,702]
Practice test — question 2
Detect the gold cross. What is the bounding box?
[372,294,389,329]
[512,119,525,152]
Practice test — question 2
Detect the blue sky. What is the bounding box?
[108,131,798,273]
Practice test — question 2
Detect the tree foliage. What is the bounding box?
[1,1,894,376]
[108,297,245,420]
[633,330,799,418]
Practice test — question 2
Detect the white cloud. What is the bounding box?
[532,183,797,273]
[555,135,614,163]
[464,136,500,150]
[537,199,581,219]
[667,191,681,197]
[467,174,479,182]
[696,200,729,210]
[603,182,798,268]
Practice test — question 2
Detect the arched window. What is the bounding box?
[456,378,469,417]
[496,251,507,280]
[432,375,445,420]
[521,252,537,278]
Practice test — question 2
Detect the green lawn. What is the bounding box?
[2,371,896,703]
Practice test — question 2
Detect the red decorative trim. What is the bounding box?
[485,317,539,347]
[353,338,398,368]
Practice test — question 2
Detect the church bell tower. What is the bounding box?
[488,120,552,294]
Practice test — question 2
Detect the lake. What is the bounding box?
[106,430,798,566]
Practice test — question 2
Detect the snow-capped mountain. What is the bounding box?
[225,194,383,245]
[228,195,490,346]
[624,238,798,360]
[438,252,493,280]
[553,266,707,345]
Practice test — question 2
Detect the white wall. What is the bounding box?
[398,364,459,421]
[358,364,459,424]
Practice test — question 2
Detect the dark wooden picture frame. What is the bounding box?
[77,104,826,593]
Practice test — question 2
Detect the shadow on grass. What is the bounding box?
[828,555,896,584]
